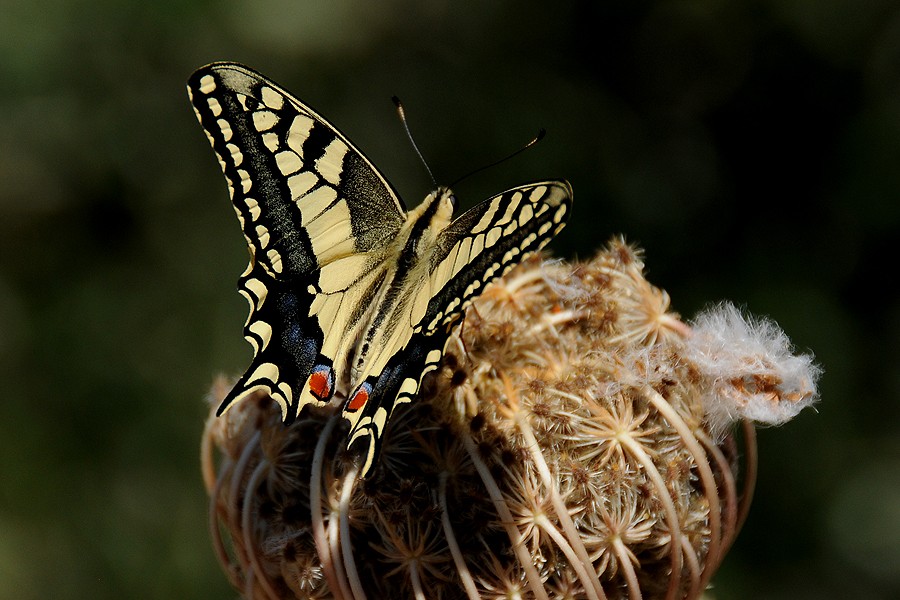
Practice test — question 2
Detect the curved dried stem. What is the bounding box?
[642,385,719,595]
[241,460,281,600]
[208,461,241,589]
[460,429,549,600]
[501,374,606,600]
[694,428,738,573]
[439,472,481,600]
[310,416,347,600]
[338,465,364,600]
[616,433,684,600]
[736,420,758,537]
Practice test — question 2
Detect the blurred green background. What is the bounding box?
[1,1,898,598]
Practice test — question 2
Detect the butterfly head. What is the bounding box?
[410,186,457,234]
[434,186,457,222]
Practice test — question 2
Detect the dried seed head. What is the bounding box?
[201,240,819,599]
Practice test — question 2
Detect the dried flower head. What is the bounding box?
[200,238,819,599]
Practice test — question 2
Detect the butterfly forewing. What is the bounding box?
[189,62,573,477]
[187,63,407,277]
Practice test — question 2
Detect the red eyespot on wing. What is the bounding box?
[347,383,371,412]
[308,367,333,400]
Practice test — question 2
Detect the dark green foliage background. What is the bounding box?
[1,1,898,598]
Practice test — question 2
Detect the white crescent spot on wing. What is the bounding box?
[248,319,273,350]
[518,203,534,226]
[452,237,473,277]
[373,406,388,433]
[275,150,303,176]
[266,249,283,274]
[252,109,278,132]
[235,169,251,192]
[207,97,222,116]
[464,279,481,297]
[426,348,443,365]
[277,381,293,405]
[286,114,315,154]
[528,185,547,202]
[243,277,268,304]
[199,74,216,94]
[554,203,568,222]
[500,192,521,224]
[288,171,318,200]
[225,143,242,167]
[471,195,503,234]
[245,197,261,221]
[262,132,279,153]
[316,138,349,186]
[260,86,284,110]
[218,119,233,142]
[255,225,270,249]
[502,246,520,265]
[486,226,502,248]
[248,361,280,386]
[396,377,418,403]
[470,233,485,257]
[237,93,253,112]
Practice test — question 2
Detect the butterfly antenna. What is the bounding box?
[392,96,437,188]
[450,128,546,188]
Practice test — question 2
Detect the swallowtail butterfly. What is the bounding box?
[188,62,572,476]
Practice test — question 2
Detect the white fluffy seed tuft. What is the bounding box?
[686,302,821,435]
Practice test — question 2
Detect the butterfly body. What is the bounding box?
[188,63,571,476]
[308,188,457,425]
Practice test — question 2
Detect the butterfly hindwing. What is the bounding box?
[345,331,449,476]
[223,265,326,420]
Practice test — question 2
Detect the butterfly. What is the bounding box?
[187,62,572,477]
